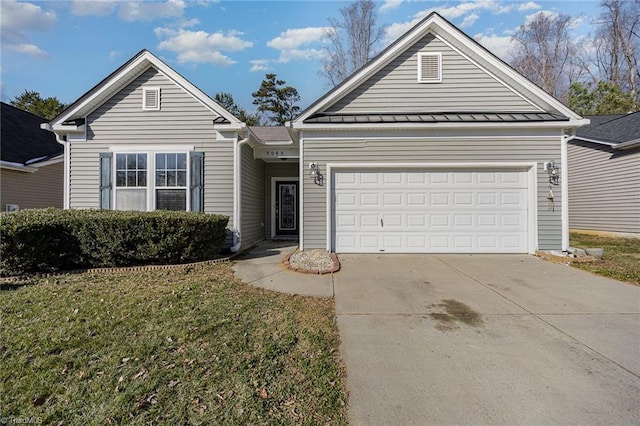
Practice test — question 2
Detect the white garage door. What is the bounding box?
[333,169,529,253]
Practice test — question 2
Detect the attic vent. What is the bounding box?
[142,87,161,110]
[417,52,442,83]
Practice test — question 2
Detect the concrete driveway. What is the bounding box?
[335,254,640,425]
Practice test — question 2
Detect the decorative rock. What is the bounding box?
[284,249,340,274]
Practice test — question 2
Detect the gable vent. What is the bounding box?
[142,87,161,110]
[417,52,442,83]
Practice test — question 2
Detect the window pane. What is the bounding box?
[177,171,186,186]
[138,171,147,186]
[156,189,186,211]
[116,171,126,187]
[127,154,137,169]
[177,153,187,169]
[167,154,176,169]
[156,153,165,169]
[167,171,176,186]
[116,154,126,169]
[137,154,147,170]
[127,171,137,186]
[156,171,166,187]
[116,188,146,211]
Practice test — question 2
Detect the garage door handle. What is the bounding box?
[380,218,384,227]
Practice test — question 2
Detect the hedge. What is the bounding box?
[0,209,229,275]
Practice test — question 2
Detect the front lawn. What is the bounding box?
[570,232,640,285]
[0,263,347,424]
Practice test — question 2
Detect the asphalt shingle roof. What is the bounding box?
[1,102,62,164]
[576,112,640,144]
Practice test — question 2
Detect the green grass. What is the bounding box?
[570,232,640,285]
[0,263,347,425]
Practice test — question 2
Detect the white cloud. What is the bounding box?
[0,0,55,59]
[460,13,479,28]
[267,27,329,50]
[118,0,185,21]
[266,27,330,63]
[250,59,270,72]
[517,2,540,12]
[524,10,558,24]
[380,0,404,13]
[5,43,49,59]
[474,32,517,61]
[156,28,252,66]
[109,50,122,60]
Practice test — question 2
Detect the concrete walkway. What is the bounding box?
[232,245,640,424]
[231,241,334,297]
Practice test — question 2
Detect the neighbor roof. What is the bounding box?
[1,102,62,165]
[576,112,640,147]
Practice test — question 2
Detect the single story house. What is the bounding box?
[1,102,64,211]
[44,12,587,254]
[568,112,640,234]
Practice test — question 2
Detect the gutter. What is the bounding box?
[230,134,250,253]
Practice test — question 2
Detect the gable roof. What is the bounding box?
[292,12,586,129]
[46,49,243,131]
[1,102,63,165]
[575,112,640,150]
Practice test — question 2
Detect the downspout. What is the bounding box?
[561,129,576,252]
[41,123,70,209]
[231,135,250,253]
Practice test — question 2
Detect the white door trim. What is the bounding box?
[326,162,539,254]
[271,176,299,239]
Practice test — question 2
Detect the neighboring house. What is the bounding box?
[568,112,640,234]
[1,102,64,211]
[45,12,588,254]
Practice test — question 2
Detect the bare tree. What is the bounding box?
[591,0,640,97]
[511,12,576,100]
[320,0,384,87]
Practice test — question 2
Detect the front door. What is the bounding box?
[275,180,298,237]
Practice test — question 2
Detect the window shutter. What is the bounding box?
[190,152,204,212]
[417,53,442,83]
[99,152,113,209]
[143,87,160,110]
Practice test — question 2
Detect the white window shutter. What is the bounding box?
[417,53,442,83]
[143,87,160,110]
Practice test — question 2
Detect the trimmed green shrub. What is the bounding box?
[0,209,228,275]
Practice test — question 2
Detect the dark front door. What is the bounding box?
[275,181,298,236]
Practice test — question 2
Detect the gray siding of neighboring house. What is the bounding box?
[302,128,562,251]
[240,144,265,248]
[327,33,538,114]
[0,162,64,210]
[68,67,236,229]
[568,141,640,233]
[264,162,299,239]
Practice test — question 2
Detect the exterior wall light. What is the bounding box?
[544,160,559,185]
[309,162,324,186]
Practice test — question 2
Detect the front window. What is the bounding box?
[155,153,187,211]
[115,153,147,211]
[113,151,190,211]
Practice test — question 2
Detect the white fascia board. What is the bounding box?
[293,119,589,131]
[0,161,37,173]
[616,138,640,150]
[31,155,64,167]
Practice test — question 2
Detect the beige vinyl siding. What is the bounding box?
[240,144,265,247]
[265,162,298,239]
[69,66,235,229]
[302,129,562,250]
[327,33,537,114]
[568,141,640,233]
[0,163,63,210]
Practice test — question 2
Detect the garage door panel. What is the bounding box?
[333,169,529,253]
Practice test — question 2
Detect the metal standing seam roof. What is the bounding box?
[303,112,570,124]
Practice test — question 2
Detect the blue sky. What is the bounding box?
[1,0,601,113]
